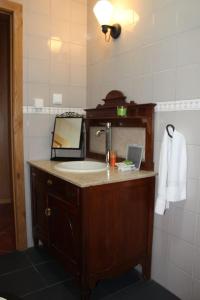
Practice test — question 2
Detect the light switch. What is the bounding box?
[34,98,44,108]
[53,93,62,105]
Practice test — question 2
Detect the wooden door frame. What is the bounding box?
[0,0,27,250]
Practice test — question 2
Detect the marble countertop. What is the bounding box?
[28,160,156,188]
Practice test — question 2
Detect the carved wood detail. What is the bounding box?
[85,90,156,171]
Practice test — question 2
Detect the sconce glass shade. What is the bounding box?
[93,0,113,25]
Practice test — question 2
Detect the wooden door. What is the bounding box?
[0,12,15,253]
[48,194,80,271]
[0,1,26,250]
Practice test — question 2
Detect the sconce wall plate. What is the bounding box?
[101,24,121,39]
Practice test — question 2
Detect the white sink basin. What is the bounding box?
[54,160,107,173]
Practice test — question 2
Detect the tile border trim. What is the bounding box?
[23,106,85,115]
[23,99,200,115]
[155,99,200,112]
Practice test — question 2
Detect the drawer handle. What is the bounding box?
[45,208,52,217]
[47,179,53,186]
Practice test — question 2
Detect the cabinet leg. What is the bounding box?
[33,237,39,247]
[142,257,151,280]
[81,288,91,300]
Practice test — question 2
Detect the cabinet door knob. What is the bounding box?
[47,179,53,185]
[45,208,52,216]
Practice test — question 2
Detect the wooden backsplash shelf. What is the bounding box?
[85,90,156,171]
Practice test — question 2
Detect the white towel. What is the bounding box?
[155,129,187,215]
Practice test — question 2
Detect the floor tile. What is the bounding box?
[0,251,31,275]
[23,281,79,300]
[0,248,180,300]
[24,247,54,265]
[0,292,22,300]
[0,267,46,296]
[34,260,72,285]
[103,280,180,300]
[97,268,141,295]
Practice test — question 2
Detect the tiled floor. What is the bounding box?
[0,247,180,299]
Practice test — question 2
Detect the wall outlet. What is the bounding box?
[34,98,44,108]
[53,93,62,105]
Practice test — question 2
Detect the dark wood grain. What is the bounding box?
[85,90,156,171]
[0,12,16,253]
[0,0,27,250]
[30,166,155,299]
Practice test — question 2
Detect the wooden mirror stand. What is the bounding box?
[85,90,156,171]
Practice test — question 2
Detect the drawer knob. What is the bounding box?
[45,208,52,216]
[32,172,36,177]
[47,179,53,185]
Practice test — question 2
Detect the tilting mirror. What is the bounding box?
[51,113,84,161]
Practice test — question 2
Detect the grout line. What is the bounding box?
[0,265,34,278]
[21,278,74,298]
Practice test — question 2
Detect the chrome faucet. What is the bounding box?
[96,122,112,167]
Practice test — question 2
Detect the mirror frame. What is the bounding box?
[51,115,84,161]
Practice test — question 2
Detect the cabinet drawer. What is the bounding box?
[46,174,79,206]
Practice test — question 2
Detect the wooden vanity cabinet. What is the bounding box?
[30,166,81,275]
[30,166,155,299]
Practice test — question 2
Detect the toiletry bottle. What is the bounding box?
[110,151,116,167]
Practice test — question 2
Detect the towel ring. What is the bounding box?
[166,124,175,138]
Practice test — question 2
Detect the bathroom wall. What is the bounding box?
[87,0,200,299]
[14,0,87,246]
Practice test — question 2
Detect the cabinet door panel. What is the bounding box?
[48,194,80,266]
[31,167,49,244]
[47,175,79,206]
[84,178,153,274]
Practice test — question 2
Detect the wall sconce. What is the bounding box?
[93,0,121,40]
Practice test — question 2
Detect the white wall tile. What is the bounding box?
[28,0,50,16]
[27,36,50,60]
[177,0,200,33]
[153,69,176,101]
[28,136,51,160]
[167,263,193,300]
[28,83,50,107]
[193,279,200,300]
[70,44,86,66]
[195,215,200,248]
[51,0,71,21]
[50,62,69,85]
[168,235,195,275]
[174,178,198,213]
[152,2,178,41]
[154,208,172,232]
[169,207,196,243]
[152,37,176,72]
[69,86,86,108]
[132,46,153,76]
[187,145,200,179]
[51,20,70,43]
[174,111,200,146]
[70,65,86,86]
[29,58,49,83]
[177,28,200,67]
[71,1,87,25]
[194,247,200,280]
[28,115,51,137]
[70,23,87,46]
[176,64,200,100]
[25,13,50,37]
